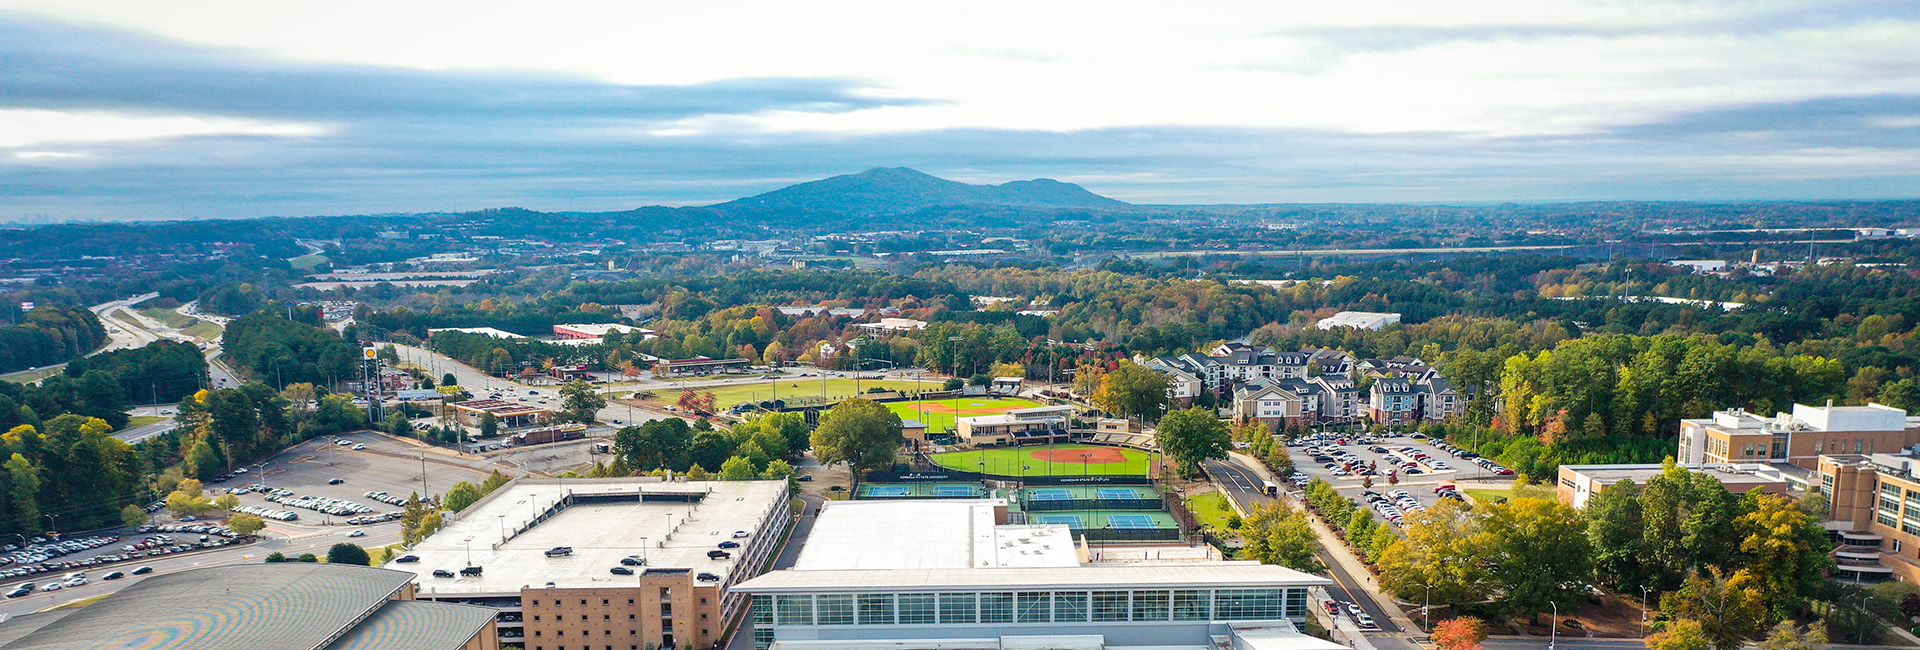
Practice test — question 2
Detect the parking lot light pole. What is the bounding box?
[1418,582,1431,633]
[1549,600,1558,650]
[1640,586,1651,637]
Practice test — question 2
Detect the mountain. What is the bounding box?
[713,167,1127,216]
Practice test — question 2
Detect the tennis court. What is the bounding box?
[854,482,989,500]
[1027,488,1075,502]
[1036,514,1085,528]
[1026,510,1180,533]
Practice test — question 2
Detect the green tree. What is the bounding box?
[1156,407,1230,478]
[1091,362,1170,420]
[481,470,512,493]
[441,373,458,387]
[1240,501,1324,572]
[185,439,223,480]
[120,504,148,528]
[479,412,498,438]
[264,551,286,563]
[4,454,39,532]
[327,542,371,565]
[228,512,265,536]
[718,456,757,480]
[444,481,484,512]
[811,398,904,487]
[1588,478,1649,590]
[559,380,607,423]
[1482,496,1590,617]
[1378,499,1494,609]
[762,459,796,480]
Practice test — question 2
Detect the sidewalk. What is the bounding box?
[1302,499,1423,636]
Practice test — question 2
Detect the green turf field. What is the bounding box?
[661,378,930,410]
[928,443,1158,477]
[886,397,1043,432]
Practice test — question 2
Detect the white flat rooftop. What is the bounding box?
[404,478,788,596]
[793,500,1078,571]
[735,563,1332,593]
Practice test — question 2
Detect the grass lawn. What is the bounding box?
[2,366,64,384]
[662,378,931,410]
[124,415,165,429]
[289,253,330,271]
[886,397,1043,432]
[928,443,1158,477]
[47,594,110,610]
[1186,491,1237,531]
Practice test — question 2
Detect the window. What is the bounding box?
[1093,591,1130,622]
[1053,591,1089,622]
[1132,590,1169,621]
[816,594,854,626]
[1173,590,1211,620]
[979,592,1015,623]
[775,595,813,626]
[1881,482,1902,527]
[1284,588,1309,618]
[1216,589,1284,619]
[858,594,894,625]
[1017,592,1051,623]
[940,593,977,624]
[898,593,936,624]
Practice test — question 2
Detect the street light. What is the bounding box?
[1549,600,1558,650]
[1418,582,1432,633]
[1640,586,1652,638]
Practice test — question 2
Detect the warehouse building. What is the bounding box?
[732,499,1331,650]
[0,563,497,650]
[403,478,791,650]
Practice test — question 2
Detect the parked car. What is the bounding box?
[609,566,634,576]
[394,555,420,563]
[432,569,455,578]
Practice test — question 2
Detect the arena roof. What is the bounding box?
[793,500,1078,571]
[324,600,497,650]
[0,564,417,650]
[734,562,1331,593]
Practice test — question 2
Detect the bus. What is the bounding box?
[1261,480,1278,496]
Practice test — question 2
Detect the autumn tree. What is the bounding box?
[1433,618,1488,650]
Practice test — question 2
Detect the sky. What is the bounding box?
[0,1,1917,221]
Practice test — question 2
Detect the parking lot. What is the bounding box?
[1283,432,1516,527]
[222,433,497,533]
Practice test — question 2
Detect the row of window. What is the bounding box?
[752,588,1306,627]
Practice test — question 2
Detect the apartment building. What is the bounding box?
[1676,403,1920,466]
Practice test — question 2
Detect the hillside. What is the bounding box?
[713,167,1127,216]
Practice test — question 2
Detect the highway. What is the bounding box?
[1203,456,1406,635]
[389,343,672,427]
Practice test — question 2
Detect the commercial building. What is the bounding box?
[1555,463,1794,509]
[404,478,792,650]
[1314,312,1401,331]
[1676,403,1920,467]
[0,563,497,650]
[656,357,755,377]
[957,405,1074,446]
[430,327,526,339]
[553,323,656,340]
[452,398,553,429]
[732,499,1331,650]
[852,318,929,334]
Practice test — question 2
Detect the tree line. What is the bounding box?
[0,306,107,374]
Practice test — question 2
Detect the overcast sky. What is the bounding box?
[1,1,1917,221]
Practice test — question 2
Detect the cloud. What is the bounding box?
[0,4,1914,220]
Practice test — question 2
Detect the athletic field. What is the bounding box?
[660,378,928,410]
[887,397,1042,432]
[927,443,1158,477]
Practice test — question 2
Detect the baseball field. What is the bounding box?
[927,443,1158,477]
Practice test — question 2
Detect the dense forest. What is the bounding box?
[0,306,107,374]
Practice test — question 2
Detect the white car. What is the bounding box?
[347,530,365,538]
[352,444,366,450]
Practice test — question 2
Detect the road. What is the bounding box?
[1204,457,1404,636]
[389,343,671,428]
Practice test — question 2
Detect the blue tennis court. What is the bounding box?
[933,485,978,497]
[1037,514,1085,528]
[1028,488,1074,501]
[1108,514,1157,529]
[1096,487,1141,500]
[864,485,910,497]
